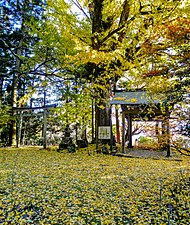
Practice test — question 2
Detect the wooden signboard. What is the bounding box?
[98,126,111,139]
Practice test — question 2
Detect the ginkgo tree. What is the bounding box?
[41,0,189,145]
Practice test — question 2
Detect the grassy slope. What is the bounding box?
[0,147,189,224]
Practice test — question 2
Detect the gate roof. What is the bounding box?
[110,91,160,105]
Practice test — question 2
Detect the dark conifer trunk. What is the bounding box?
[0,77,3,105]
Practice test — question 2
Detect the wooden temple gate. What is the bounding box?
[110,91,171,157]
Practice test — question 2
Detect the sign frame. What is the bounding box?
[98,126,111,139]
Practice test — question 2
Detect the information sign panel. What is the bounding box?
[98,126,111,139]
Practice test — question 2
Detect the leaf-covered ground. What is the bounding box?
[0,147,189,224]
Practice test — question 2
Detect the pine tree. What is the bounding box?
[0,0,46,146]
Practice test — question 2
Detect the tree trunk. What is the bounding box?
[43,109,47,149]
[91,0,130,149]
[0,77,3,105]
[10,73,18,146]
[17,112,23,147]
[10,37,22,146]
[95,97,111,150]
[95,103,111,127]
[10,0,29,146]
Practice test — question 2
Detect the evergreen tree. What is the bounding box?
[0,0,46,146]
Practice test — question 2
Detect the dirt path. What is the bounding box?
[115,149,182,161]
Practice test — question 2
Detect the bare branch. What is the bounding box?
[70,0,90,20]
[0,38,22,62]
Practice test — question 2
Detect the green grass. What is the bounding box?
[0,146,189,224]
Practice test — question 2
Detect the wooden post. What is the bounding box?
[75,124,78,144]
[156,121,160,146]
[95,104,99,152]
[155,121,159,136]
[166,110,170,157]
[127,115,132,148]
[122,110,125,153]
[110,105,113,152]
[161,118,166,150]
[92,98,94,143]
[115,105,120,143]
[17,111,23,147]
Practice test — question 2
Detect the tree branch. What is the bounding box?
[0,38,22,62]
[70,0,90,20]
[100,15,136,47]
